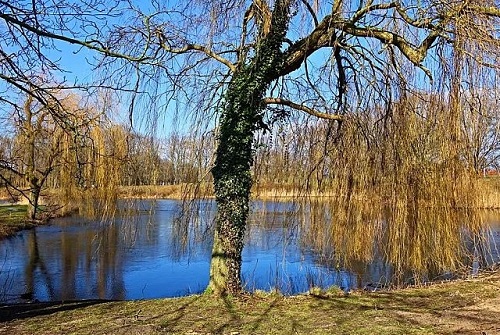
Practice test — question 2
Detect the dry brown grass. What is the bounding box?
[0,188,17,202]
[118,183,214,199]
[1,270,499,335]
[478,177,500,209]
[107,177,500,211]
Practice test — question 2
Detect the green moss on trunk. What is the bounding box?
[208,1,293,295]
[208,68,258,295]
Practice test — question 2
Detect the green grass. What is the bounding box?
[0,204,32,239]
[1,272,499,335]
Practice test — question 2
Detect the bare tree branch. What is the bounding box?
[263,97,343,120]
[300,0,319,27]
[0,12,150,62]
[157,39,236,72]
[471,5,500,17]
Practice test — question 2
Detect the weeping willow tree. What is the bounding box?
[0,92,67,221]
[2,0,500,294]
[255,88,492,284]
[56,108,128,219]
[0,89,125,221]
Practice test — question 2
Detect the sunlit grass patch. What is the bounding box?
[4,273,498,335]
[0,204,31,238]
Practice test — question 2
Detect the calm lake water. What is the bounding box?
[0,200,499,303]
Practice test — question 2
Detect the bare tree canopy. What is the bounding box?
[2,1,500,119]
[2,0,500,295]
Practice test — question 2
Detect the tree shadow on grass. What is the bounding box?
[155,294,282,335]
[2,279,498,335]
[379,291,500,334]
[156,295,248,334]
[0,300,112,323]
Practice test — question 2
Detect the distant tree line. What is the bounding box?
[1,87,498,214]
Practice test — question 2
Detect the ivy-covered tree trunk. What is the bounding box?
[208,0,291,295]
[208,72,258,295]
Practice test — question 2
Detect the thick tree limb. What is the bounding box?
[279,13,440,78]
[340,22,439,66]
[263,97,343,120]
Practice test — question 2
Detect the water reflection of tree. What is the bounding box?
[164,198,497,289]
[247,201,300,250]
[24,220,128,301]
[171,200,214,261]
[24,230,54,299]
[95,222,125,300]
[349,205,484,283]
[467,213,500,271]
[250,198,492,287]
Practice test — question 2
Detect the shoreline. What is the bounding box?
[1,196,499,334]
[0,270,499,334]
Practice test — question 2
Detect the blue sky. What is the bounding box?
[0,0,465,140]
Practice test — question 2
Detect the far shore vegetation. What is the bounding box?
[1,175,499,240]
[0,205,34,239]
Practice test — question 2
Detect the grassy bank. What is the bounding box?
[0,205,34,239]
[0,271,499,335]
